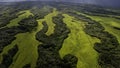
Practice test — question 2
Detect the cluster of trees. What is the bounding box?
[0,25,30,68]
[0,1,46,28]
[113,26,120,30]
[0,26,26,53]
[69,12,120,68]
[30,7,53,19]
[0,13,39,68]
[35,14,78,68]
[0,7,18,28]
[0,45,18,68]
[0,15,38,53]
[0,4,30,28]
[18,15,38,32]
[113,17,120,20]
[23,64,31,68]
[81,7,120,16]
[55,3,120,20]
[0,3,54,68]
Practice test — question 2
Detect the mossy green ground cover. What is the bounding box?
[75,11,120,43]
[0,18,44,68]
[0,9,59,68]
[89,16,120,43]
[7,10,33,27]
[60,14,100,68]
[0,11,43,68]
[44,8,58,36]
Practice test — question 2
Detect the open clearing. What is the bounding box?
[7,10,33,27]
[0,10,59,68]
[44,8,58,36]
[75,11,120,43]
[0,18,43,68]
[60,14,100,68]
[89,16,120,43]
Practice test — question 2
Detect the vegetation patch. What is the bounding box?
[88,16,120,43]
[0,12,44,68]
[36,14,78,68]
[6,10,33,27]
[60,14,100,68]
[0,45,18,68]
[70,13,120,68]
[44,8,58,36]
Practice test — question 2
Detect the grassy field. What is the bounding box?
[0,9,59,68]
[75,11,120,43]
[89,16,120,43]
[0,10,43,68]
[0,18,44,68]
[44,8,58,36]
[59,14,100,68]
[7,10,33,27]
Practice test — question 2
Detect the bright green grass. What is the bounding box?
[0,9,59,68]
[89,16,120,43]
[0,9,58,68]
[90,16,120,29]
[0,18,44,68]
[6,10,33,27]
[59,14,100,68]
[44,8,58,36]
[75,11,120,43]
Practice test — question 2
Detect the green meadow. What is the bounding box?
[0,18,43,68]
[89,16,120,43]
[7,10,33,27]
[75,11,120,43]
[44,8,58,36]
[0,10,58,68]
[59,14,100,68]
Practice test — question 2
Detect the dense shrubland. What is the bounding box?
[0,45,18,68]
[0,5,31,28]
[0,26,25,53]
[0,12,39,68]
[35,14,78,68]
[23,64,31,68]
[68,12,120,68]
[30,6,53,19]
[18,15,38,32]
[113,26,120,30]
[0,10,18,27]
[0,15,38,53]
